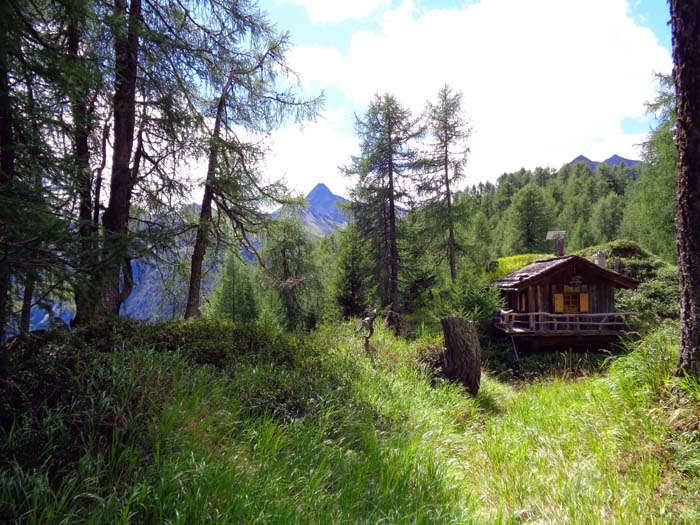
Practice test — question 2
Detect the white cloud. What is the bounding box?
[283,0,672,188]
[282,0,391,23]
[263,108,358,198]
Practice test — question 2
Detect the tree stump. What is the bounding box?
[440,316,481,395]
[362,308,378,356]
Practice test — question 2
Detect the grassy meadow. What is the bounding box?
[2,318,699,524]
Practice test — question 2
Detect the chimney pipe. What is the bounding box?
[594,251,608,269]
[554,237,564,257]
[546,231,567,257]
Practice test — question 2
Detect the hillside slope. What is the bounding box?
[2,320,698,523]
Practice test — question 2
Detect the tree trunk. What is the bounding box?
[671,0,700,377]
[185,70,234,318]
[20,274,34,333]
[386,126,400,334]
[441,316,481,395]
[0,267,9,376]
[444,144,457,283]
[68,16,96,325]
[100,0,140,315]
[0,50,15,375]
[185,185,213,318]
[93,122,110,227]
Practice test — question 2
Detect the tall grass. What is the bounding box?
[1,319,699,523]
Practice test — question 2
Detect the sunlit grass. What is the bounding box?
[2,320,698,523]
[487,253,550,280]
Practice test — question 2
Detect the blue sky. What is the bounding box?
[255,0,673,196]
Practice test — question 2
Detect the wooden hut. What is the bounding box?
[492,255,639,350]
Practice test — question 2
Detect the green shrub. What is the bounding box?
[447,274,504,333]
[576,239,668,280]
[617,265,679,324]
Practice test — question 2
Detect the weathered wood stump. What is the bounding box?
[362,308,378,356]
[440,316,481,395]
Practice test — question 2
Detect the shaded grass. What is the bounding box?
[1,320,699,523]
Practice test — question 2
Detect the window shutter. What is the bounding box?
[554,293,564,313]
[580,293,589,313]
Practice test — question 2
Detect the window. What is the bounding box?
[554,292,590,313]
[563,293,579,313]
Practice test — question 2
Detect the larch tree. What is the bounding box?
[344,94,422,332]
[262,217,321,330]
[418,84,472,283]
[209,251,259,323]
[621,74,678,263]
[99,0,142,315]
[503,183,555,255]
[671,0,700,377]
[184,4,321,318]
[0,0,81,365]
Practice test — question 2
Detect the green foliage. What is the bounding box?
[344,93,423,310]
[460,209,492,270]
[262,217,323,330]
[621,74,678,263]
[576,240,669,280]
[617,266,679,324]
[606,322,678,403]
[334,224,374,318]
[448,274,504,333]
[590,192,623,243]
[417,84,472,281]
[208,252,259,323]
[558,163,596,239]
[398,214,439,311]
[503,183,555,254]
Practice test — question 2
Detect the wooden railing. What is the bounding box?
[496,310,637,334]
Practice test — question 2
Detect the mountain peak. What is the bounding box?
[571,154,593,163]
[569,155,598,171]
[271,182,349,237]
[602,154,639,167]
[307,183,333,200]
[568,154,640,171]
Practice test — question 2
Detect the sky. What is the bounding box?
[254,0,673,198]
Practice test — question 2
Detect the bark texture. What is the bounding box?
[0,52,15,374]
[441,316,481,395]
[386,125,400,335]
[444,144,457,283]
[68,16,96,325]
[671,0,700,377]
[20,275,34,333]
[185,71,234,318]
[100,0,140,315]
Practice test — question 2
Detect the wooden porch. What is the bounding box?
[495,309,637,336]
